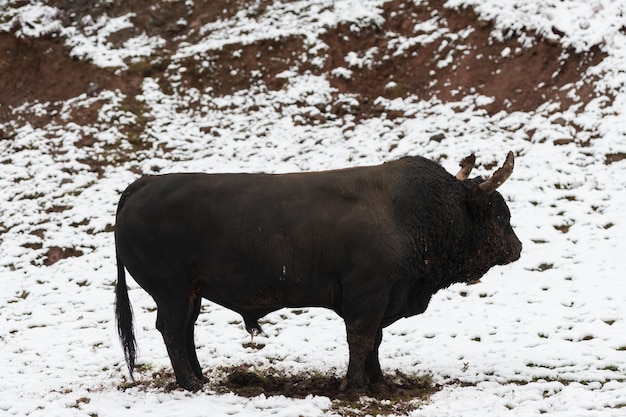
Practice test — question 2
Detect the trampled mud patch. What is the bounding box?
[219,365,438,399]
[120,365,441,416]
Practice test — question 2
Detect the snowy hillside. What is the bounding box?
[1,0,625,416]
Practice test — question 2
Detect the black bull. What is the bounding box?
[115,152,522,391]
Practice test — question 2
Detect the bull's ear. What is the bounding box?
[479,151,514,194]
[456,154,476,180]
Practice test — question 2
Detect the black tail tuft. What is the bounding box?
[115,255,137,380]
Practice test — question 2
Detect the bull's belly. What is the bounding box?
[196,272,339,313]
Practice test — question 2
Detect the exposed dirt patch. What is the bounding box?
[605,153,626,164]
[0,31,142,124]
[175,35,309,97]
[220,365,438,400]
[43,246,84,266]
[321,0,603,116]
[120,365,442,416]
[155,0,604,118]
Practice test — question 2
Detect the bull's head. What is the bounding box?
[458,152,522,269]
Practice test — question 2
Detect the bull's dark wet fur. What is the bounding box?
[115,153,521,392]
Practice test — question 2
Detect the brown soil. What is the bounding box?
[0,32,142,124]
[121,365,443,416]
[221,366,438,398]
[43,246,84,266]
[324,0,603,115]
[1,0,605,126]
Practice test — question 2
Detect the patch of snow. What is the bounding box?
[331,67,353,79]
[64,14,166,68]
[0,3,62,37]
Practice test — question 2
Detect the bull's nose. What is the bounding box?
[500,238,522,265]
[510,239,522,262]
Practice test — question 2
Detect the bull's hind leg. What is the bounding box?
[155,296,204,391]
[186,296,205,380]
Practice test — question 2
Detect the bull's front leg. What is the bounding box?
[364,327,384,383]
[340,318,383,391]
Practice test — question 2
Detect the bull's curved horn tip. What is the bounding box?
[478,151,515,194]
[455,153,476,180]
[506,151,514,167]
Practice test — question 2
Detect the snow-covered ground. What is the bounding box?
[1,0,625,416]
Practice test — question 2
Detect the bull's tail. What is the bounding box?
[115,253,137,380]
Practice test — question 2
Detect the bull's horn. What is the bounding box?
[479,151,514,194]
[455,153,476,180]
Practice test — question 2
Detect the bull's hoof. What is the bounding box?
[178,377,205,392]
[339,378,349,392]
[339,378,366,393]
[368,381,391,396]
[193,372,210,384]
